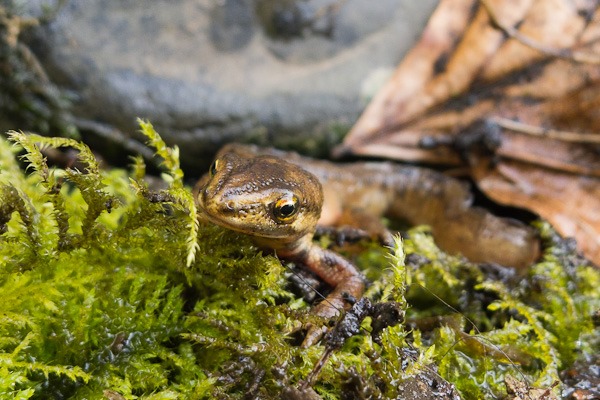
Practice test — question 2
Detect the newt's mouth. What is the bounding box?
[197,193,252,233]
[197,188,303,240]
[198,203,293,241]
[197,198,244,233]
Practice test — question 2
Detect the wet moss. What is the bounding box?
[0,123,598,399]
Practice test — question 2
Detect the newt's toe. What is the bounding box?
[301,324,328,348]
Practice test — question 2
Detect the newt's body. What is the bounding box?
[195,144,539,345]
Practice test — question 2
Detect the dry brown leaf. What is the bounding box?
[335,0,600,266]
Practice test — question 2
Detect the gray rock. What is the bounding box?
[23,0,437,170]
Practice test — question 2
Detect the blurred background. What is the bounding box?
[0,0,437,171]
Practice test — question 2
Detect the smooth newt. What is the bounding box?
[195,143,539,345]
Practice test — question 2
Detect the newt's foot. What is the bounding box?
[300,291,360,347]
[301,324,329,348]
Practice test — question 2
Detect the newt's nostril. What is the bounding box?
[217,201,236,214]
[200,189,211,204]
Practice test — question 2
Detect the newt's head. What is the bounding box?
[196,146,323,247]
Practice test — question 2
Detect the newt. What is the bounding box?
[195,143,539,345]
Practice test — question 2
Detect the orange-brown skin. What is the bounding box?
[195,146,365,346]
[211,144,539,269]
[196,143,539,345]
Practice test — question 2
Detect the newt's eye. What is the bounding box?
[209,159,220,177]
[273,195,299,223]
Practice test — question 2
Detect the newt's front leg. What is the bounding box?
[291,245,366,347]
[197,144,367,347]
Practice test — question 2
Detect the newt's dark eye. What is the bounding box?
[209,159,219,177]
[273,195,299,223]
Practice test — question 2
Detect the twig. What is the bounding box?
[480,0,600,64]
[491,117,600,144]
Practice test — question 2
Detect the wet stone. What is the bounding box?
[18,0,437,170]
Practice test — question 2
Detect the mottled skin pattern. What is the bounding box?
[195,145,365,346]
[195,143,539,345]
[211,144,539,269]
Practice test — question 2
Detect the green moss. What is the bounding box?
[1,123,598,399]
[401,226,599,398]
